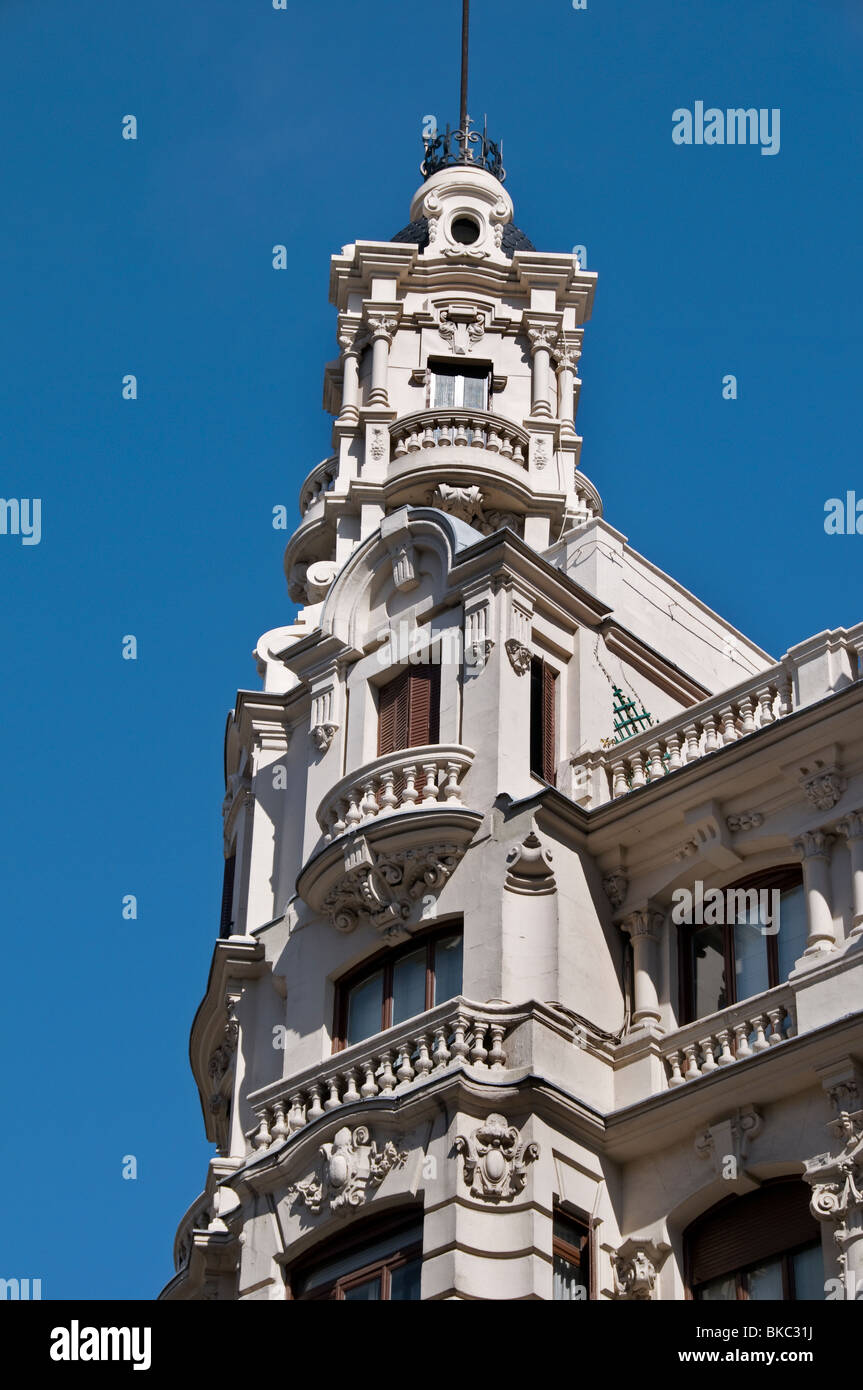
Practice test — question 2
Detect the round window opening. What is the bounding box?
[450,216,481,245]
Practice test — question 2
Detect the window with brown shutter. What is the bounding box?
[685,1179,822,1300]
[378,663,440,756]
[530,656,557,786]
[219,853,236,937]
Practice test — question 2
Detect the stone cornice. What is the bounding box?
[189,936,267,1142]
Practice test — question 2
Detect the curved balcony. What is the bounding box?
[246,997,528,1152]
[317,744,475,842]
[390,409,528,466]
[173,1191,212,1272]
[299,456,338,516]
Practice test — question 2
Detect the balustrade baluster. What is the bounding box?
[683,724,701,763]
[630,752,646,788]
[703,714,719,752]
[306,1084,324,1121]
[288,1093,306,1131]
[420,762,439,804]
[360,779,379,820]
[469,1023,489,1067]
[324,1077,342,1111]
[738,696,756,735]
[402,766,419,806]
[421,426,435,448]
[395,1045,415,1085]
[414,1035,433,1077]
[757,686,775,725]
[611,761,627,798]
[765,1008,784,1044]
[432,1025,452,1069]
[682,1044,702,1081]
[487,1023,506,1068]
[378,769,398,812]
[342,1070,360,1104]
[451,1015,470,1062]
[360,1061,379,1099]
[270,1099,289,1143]
[252,1114,272,1150]
[714,1029,734,1066]
[647,743,665,780]
[666,1051,685,1086]
[666,732,682,770]
[699,1037,718,1073]
[732,1023,751,1059]
[443,762,462,803]
[750,1015,770,1051]
[719,706,738,744]
[377,1052,397,1095]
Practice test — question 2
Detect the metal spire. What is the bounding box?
[460,0,470,134]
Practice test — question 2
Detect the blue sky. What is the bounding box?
[0,0,860,1300]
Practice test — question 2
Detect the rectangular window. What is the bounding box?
[291,1218,423,1301]
[530,656,557,785]
[378,663,440,756]
[336,925,463,1050]
[430,362,490,411]
[553,1211,590,1301]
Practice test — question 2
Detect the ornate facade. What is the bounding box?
[161,123,863,1302]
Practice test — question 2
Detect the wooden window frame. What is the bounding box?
[690,1240,819,1302]
[679,863,803,1024]
[684,1178,821,1300]
[552,1208,591,1300]
[287,1211,423,1301]
[332,921,463,1052]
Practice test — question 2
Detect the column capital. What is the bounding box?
[620,907,664,942]
[362,302,402,343]
[837,810,863,842]
[793,829,835,861]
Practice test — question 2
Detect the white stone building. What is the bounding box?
[161,122,863,1302]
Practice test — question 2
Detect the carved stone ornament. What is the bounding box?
[222,773,251,854]
[612,1238,671,1301]
[323,836,464,935]
[694,1106,763,1181]
[602,873,628,909]
[290,1124,408,1217]
[436,305,485,355]
[454,1113,539,1202]
[464,639,495,672]
[430,483,521,537]
[311,722,339,754]
[726,811,764,832]
[504,828,556,895]
[390,540,419,592]
[504,638,532,675]
[803,770,847,813]
[369,427,387,462]
[207,998,240,1117]
[804,1110,863,1264]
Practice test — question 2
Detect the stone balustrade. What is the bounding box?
[572,665,796,807]
[299,456,338,515]
[390,409,528,466]
[246,999,522,1153]
[663,986,795,1088]
[317,744,474,842]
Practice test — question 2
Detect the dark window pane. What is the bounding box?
[389,1257,422,1301]
[392,948,427,1027]
[695,1273,737,1301]
[733,916,770,1001]
[342,1275,381,1301]
[792,1243,824,1300]
[433,932,463,1004]
[346,970,383,1046]
[776,885,808,979]
[692,923,727,1017]
[744,1257,784,1300]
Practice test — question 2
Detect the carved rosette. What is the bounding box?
[504,638,532,675]
[454,1114,539,1202]
[803,771,847,813]
[322,840,464,935]
[611,1238,671,1300]
[290,1125,408,1217]
[726,811,764,832]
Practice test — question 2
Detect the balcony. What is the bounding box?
[317,744,474,842]
[662,985,795,1089]
[299,456,338,516]
[246,998,531,1153]
[390,409,528,466]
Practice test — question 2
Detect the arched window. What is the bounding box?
[287,1211,423,1301]
[685,1179,823,1301]
[680,865,806,1022]
[333,922,464,1051]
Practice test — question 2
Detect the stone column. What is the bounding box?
[793,830,837,954]
[620,909,664,1028]
[365,313,397,407]
[526,325,557,418]
[837,811,863,938]
[553,336,581,433]
[337,326,365,423]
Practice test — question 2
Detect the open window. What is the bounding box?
[288,1211,423,1301]
[553,1209,591,1301]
